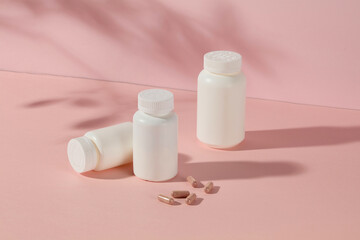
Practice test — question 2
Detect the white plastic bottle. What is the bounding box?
[67,122,133,173]
[197,50,246,148]
[133,89,178,181]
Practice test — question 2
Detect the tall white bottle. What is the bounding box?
[133,89,178,181]
[67,122,133,173]
[197,51,246,148]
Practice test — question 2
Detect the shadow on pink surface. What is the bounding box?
[190,198,204,206]
[81,162,133,179]
[23,82,138,130]
[81,153,304,181]
[24,98,67,107]
[173,154,305,182]
[23,96,127,129]
[228,126,360,151]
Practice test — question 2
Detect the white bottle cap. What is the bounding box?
[138,89,174,116]
[67,136,98,173]
[204,50,242,74]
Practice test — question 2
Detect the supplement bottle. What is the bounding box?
[67,122,133,173]
[133,89,178,181]
[197,50,246,148]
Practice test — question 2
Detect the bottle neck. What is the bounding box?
[204,68,240,76]
[141,110,173,118]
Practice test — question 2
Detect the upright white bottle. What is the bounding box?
[67,122,133,173]
[197,50,246,148]
[133,89,178,181]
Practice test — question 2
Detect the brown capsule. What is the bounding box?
[158,194,175,205]
[171,190,190,198]
[204,182,214,193]
[186,176,198,187]
[185,193,197,205]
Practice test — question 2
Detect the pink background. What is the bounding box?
[1,71,360,239]
[1,1,360,238]
[1,0,360,109]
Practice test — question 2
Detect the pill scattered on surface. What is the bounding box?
[158,194,175,205]
[186,193,197,205]
[204,182,214,193]
[186,176,198,187]
[171,190,190,198]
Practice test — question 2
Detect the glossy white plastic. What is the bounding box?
[67,122,133,173]
[133,89,178,181]
[197,51,246,148]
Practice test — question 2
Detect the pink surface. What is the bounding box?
[1,0,360,109]
[1,71,360,239]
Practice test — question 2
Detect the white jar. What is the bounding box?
[133,89,178,181]
[197,51,246,148]
[67,122,133,173]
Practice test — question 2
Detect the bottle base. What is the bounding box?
[198,135,245,149]
[134,172,178,182]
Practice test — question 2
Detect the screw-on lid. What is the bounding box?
[67,136,98,173]
[138,89,174,116]
[204,50,242,74]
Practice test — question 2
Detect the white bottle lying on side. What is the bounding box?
[133,89,178,181]
[197,50,246,148]
[67,122,133,173]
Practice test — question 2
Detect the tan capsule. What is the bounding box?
[171,190,190,198]
[186,176,198,187]
[185,193,197,205]
[158,194,175,205]
[204,182,214,193]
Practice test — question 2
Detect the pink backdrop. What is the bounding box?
[1,0,360,109]
[2,71,360,239]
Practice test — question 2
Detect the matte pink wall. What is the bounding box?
[1,0,360,109]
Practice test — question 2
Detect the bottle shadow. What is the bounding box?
[171,153,305,182]
[81,162,133,179]
[227,126,360,151]
[80,153,305,180]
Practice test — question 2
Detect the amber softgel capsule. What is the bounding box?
[204,182,214,193]
[186,193,197,205]
[171,190,190,198]
[158,194,175,205]
[186,176,198,187]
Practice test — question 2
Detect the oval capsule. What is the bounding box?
[171,190,190,198]
[186,176,198,187]
[186,193,197,205]
[158,194,175,205]
[204,182,214,193]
